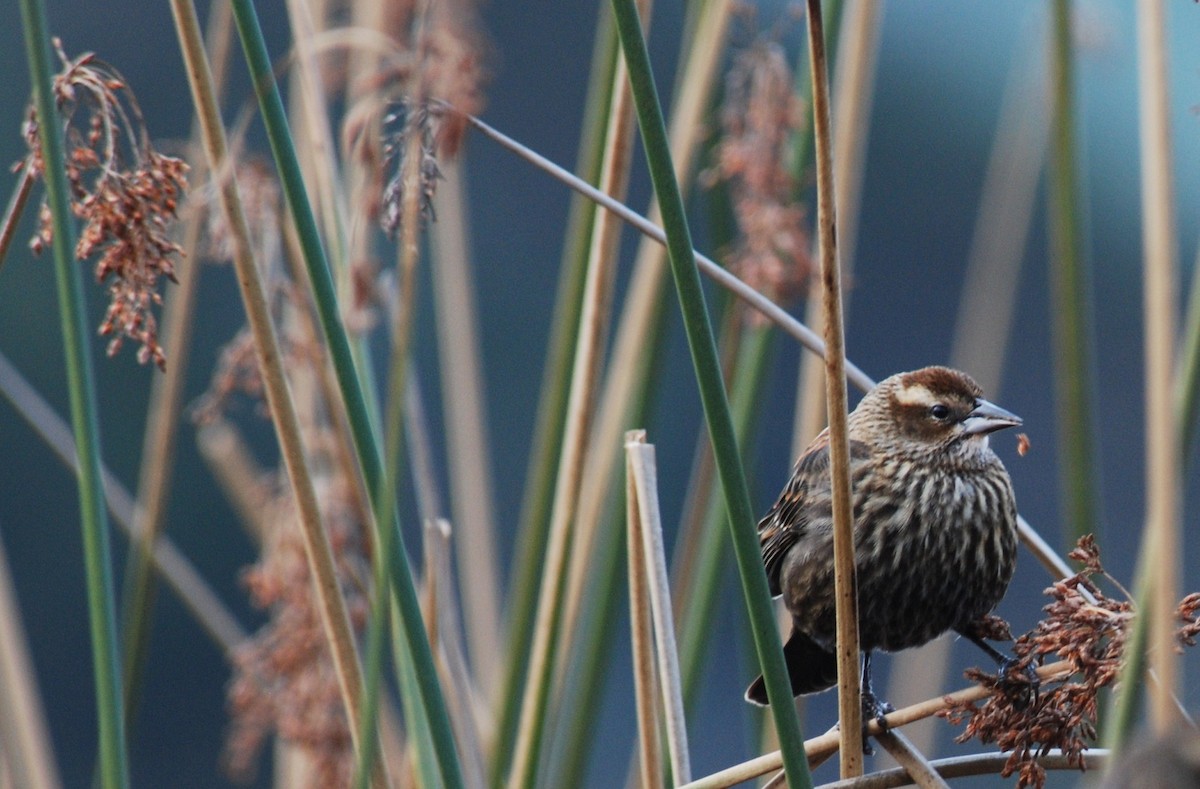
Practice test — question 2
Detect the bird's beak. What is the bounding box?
[962,398,1023,436]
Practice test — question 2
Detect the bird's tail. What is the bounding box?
[745,629,838,706]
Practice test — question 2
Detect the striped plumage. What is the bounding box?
[747,366,1021,706]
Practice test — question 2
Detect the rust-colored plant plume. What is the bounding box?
[942,535,1200,789]
[19,39,188,370]
[223,471,369,787]
[706,39,811,320]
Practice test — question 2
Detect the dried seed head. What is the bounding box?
[20,40,188,370]
[707,40,811,320]
[941,535,1200,789]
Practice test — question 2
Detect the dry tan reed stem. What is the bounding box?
[557,2,646,677]
[1135,0,1181,734]
[507,5,644,777]
[430,160,504,699]
[794,0,882,455]
[0,540,61,789]
[627,431,665,789]
[806,0,863,773]
[169,2,383,783]
[872,730,950,789]
[132,0,233,573]
[568,0,733,636]
[627,433,692,784]
[679,660,1075,789]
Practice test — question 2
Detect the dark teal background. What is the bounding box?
[1,1,1199,785]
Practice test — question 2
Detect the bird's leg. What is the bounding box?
[960,627,1040,708]
[857,651,894,755]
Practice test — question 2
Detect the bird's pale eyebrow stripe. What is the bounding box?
[893,383,937,406]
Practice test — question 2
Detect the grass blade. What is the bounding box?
[17,2,129,784]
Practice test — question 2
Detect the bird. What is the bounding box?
[745,366,1025,724]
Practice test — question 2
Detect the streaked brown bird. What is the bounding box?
[745,366,1025,721]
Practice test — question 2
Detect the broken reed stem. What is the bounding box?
[805,0,863,773]
[627,432,692,784]
[627,431,664,789]
[1135,0,1181,735]
[679,660,1076,789]
[168,2,382,783]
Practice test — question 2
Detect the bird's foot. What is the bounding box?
[858,689,894,755]
[996,656,1040,710]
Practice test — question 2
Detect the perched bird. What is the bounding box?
[745,366,1024,720]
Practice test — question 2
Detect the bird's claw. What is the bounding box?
[858,689,894,755]
[996,656,1040,710]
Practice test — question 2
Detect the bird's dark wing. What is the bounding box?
[758,432,870,596]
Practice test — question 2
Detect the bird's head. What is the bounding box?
[854,366,1023,455]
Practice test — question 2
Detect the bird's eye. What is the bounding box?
[929,404,951,421]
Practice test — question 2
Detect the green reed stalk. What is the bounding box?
[609,0,812,783]
[18,1,128,785]
[226,1,463,784]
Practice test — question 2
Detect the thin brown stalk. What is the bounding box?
[564,0,734,648]
[627,431,664,789]
[430,158,503,699]
[678,660,1075,789]
[0,539,61,789]
[627,432,691,784]
[794,0,882,453]
[806,0,862,772]
[556,0,646,678]
[169,1,382,781]
[122,1,235,709]
[1135,0,1180,734]
[0,163,35,274]
[871,730,949,789]
[507,3,647,780]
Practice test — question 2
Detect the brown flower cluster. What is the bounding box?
[941,535,1200,789]
[223,475,369,786]
[21,40,188,370]
[708,40,811,319]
